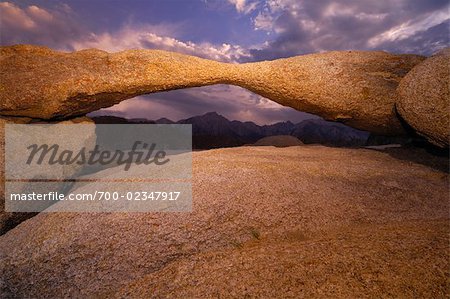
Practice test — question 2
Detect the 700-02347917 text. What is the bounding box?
[9,191,182,201]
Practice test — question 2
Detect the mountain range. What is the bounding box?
[92,112,380,149]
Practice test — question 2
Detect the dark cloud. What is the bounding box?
[249,0,449,61]
[377,21,449,55]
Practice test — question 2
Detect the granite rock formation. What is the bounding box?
[397,48,449,148]
[0,45,424,135]
[236,51,424,135]
[0,45,232,120]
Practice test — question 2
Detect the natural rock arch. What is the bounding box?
[0,45,424,135]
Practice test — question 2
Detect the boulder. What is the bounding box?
[0,146,448,298]
[0,45,424,135]
[396,48,450,147]
[253,135,303,147]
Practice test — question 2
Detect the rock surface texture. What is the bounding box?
[0,45,424,135]
[397,48,450,148]
[0,146,448,298]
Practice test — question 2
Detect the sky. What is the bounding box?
[1,0,449,124]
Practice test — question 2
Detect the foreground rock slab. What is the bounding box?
[0,45,423,135]
[0,146,448,298]
[397,48,450,148]
[116,220,448,299]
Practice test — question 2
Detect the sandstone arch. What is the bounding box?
[0,45,424,135]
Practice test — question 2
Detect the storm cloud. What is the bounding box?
[249,0,449,61]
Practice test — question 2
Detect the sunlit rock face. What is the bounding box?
[0,45,424,136]
[235,51,424,135]
[397,48,450,148]
[0,45,232,120]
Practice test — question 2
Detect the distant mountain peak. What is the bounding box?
[203,111,220,116]
[183,111,229,123]
[155,117,174,124]
[201,111,227,120]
